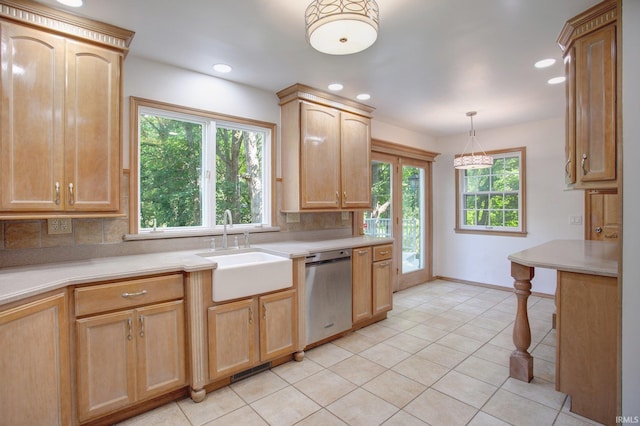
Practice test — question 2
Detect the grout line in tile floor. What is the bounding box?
[119,280,604,426]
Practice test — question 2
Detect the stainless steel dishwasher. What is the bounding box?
[305,248,352,346]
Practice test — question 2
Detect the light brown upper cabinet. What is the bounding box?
[278,84,373,211]
[558,0,618,190]
[0,1,134,216]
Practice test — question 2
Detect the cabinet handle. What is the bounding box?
[378,261,391,268]
[357,249,368,255]
[249,306,253,324]
[335,191,340,205]
[55,182,61,205]
[343,191,347,200]
[263,303,267,320]
[122,290,148,298]
[564,158,571,177]
[68,183,75,205]
[581,153,588,176]
[379,251,389,255]
[139,315,145,338]
[127,318,133,341]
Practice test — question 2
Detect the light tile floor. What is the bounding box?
[120,280,604,426]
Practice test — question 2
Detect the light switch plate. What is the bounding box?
[569,215,583,225]
[47,218,72,234]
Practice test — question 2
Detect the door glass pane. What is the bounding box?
[363,160,392,238]
[402,165,424,274]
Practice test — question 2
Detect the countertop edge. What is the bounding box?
[0,236,393,306]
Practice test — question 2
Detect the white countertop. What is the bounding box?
[508,239,619,277]
[0,236,392,306]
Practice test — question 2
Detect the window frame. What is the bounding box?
[129,97,276,235]
[454,146,527,237]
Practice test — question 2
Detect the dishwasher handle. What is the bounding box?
[305,249,352,265]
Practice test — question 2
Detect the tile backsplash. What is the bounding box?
[0,172,353,268]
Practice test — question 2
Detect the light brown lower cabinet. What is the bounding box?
[353,244,394,326]
[556,271,617,425]
[0,291,71,426]
[208,289,297,381]
[75,275,186,422]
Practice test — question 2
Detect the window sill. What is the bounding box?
[124,225,280,242]
[454,228,528,238]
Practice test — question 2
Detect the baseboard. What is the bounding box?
[435,275,554,299]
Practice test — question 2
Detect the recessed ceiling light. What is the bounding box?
[213,63,232,73]
[356,93,371,101]
[535,58,556,68]
[548,76,566,85]
[328,83,343,91]
[56,0,83,6]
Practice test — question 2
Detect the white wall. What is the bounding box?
[622,0,640,414]
[433,118,584,295]
[122,56,281,168]
[372,120,439,152]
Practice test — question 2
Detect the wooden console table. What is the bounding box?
[508,239,619,425]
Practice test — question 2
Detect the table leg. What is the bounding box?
[510,261,534,382]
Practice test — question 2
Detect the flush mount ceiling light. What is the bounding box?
[454,111,494,169]
[305,0,379,55]
[56,0,83,6]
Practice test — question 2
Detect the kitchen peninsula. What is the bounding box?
[508,239,619,425]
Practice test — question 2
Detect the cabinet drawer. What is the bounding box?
[75,274,184,316]
[373,244,393,262]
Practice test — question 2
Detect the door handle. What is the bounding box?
[595,226,603,234]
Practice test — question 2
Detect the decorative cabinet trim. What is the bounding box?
[557,0,616,52]
[277,83,374,118]
[0,0,134,51]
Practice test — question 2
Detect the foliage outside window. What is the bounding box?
[133,99,273,233]
[455,147,526,236]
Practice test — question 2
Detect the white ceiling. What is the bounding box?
[38,0,600,136]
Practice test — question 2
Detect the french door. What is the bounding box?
[361,151,432,291]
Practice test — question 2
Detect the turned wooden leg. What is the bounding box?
[510,261,534,382]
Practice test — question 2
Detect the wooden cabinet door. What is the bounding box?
[76,310,136,421]
[586,190,620,241]
[0,21,65,211]
[136,301,186,401]
[564,46,576,186]
[352,247,372,323]
[259,290,297,361]
[340,112,371,209]
[300,102,341,209]
[575,24,616,185]
[65,40,121,211]
[0,292,70,426]
[207,298,256,380]
[373,260,393,316]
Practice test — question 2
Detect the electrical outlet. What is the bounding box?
[341,211,350,221]
[47,218,72,234]
[286,213,300,224]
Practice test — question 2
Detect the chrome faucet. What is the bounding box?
[221,209,233,249]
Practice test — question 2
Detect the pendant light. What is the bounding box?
[305,0,379,55]
[454,111,494,169]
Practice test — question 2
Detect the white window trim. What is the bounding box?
[128,97,276,238]
[455,146,527,237]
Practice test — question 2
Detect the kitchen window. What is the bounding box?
[455,147,526,236]
[130,98,275,234]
